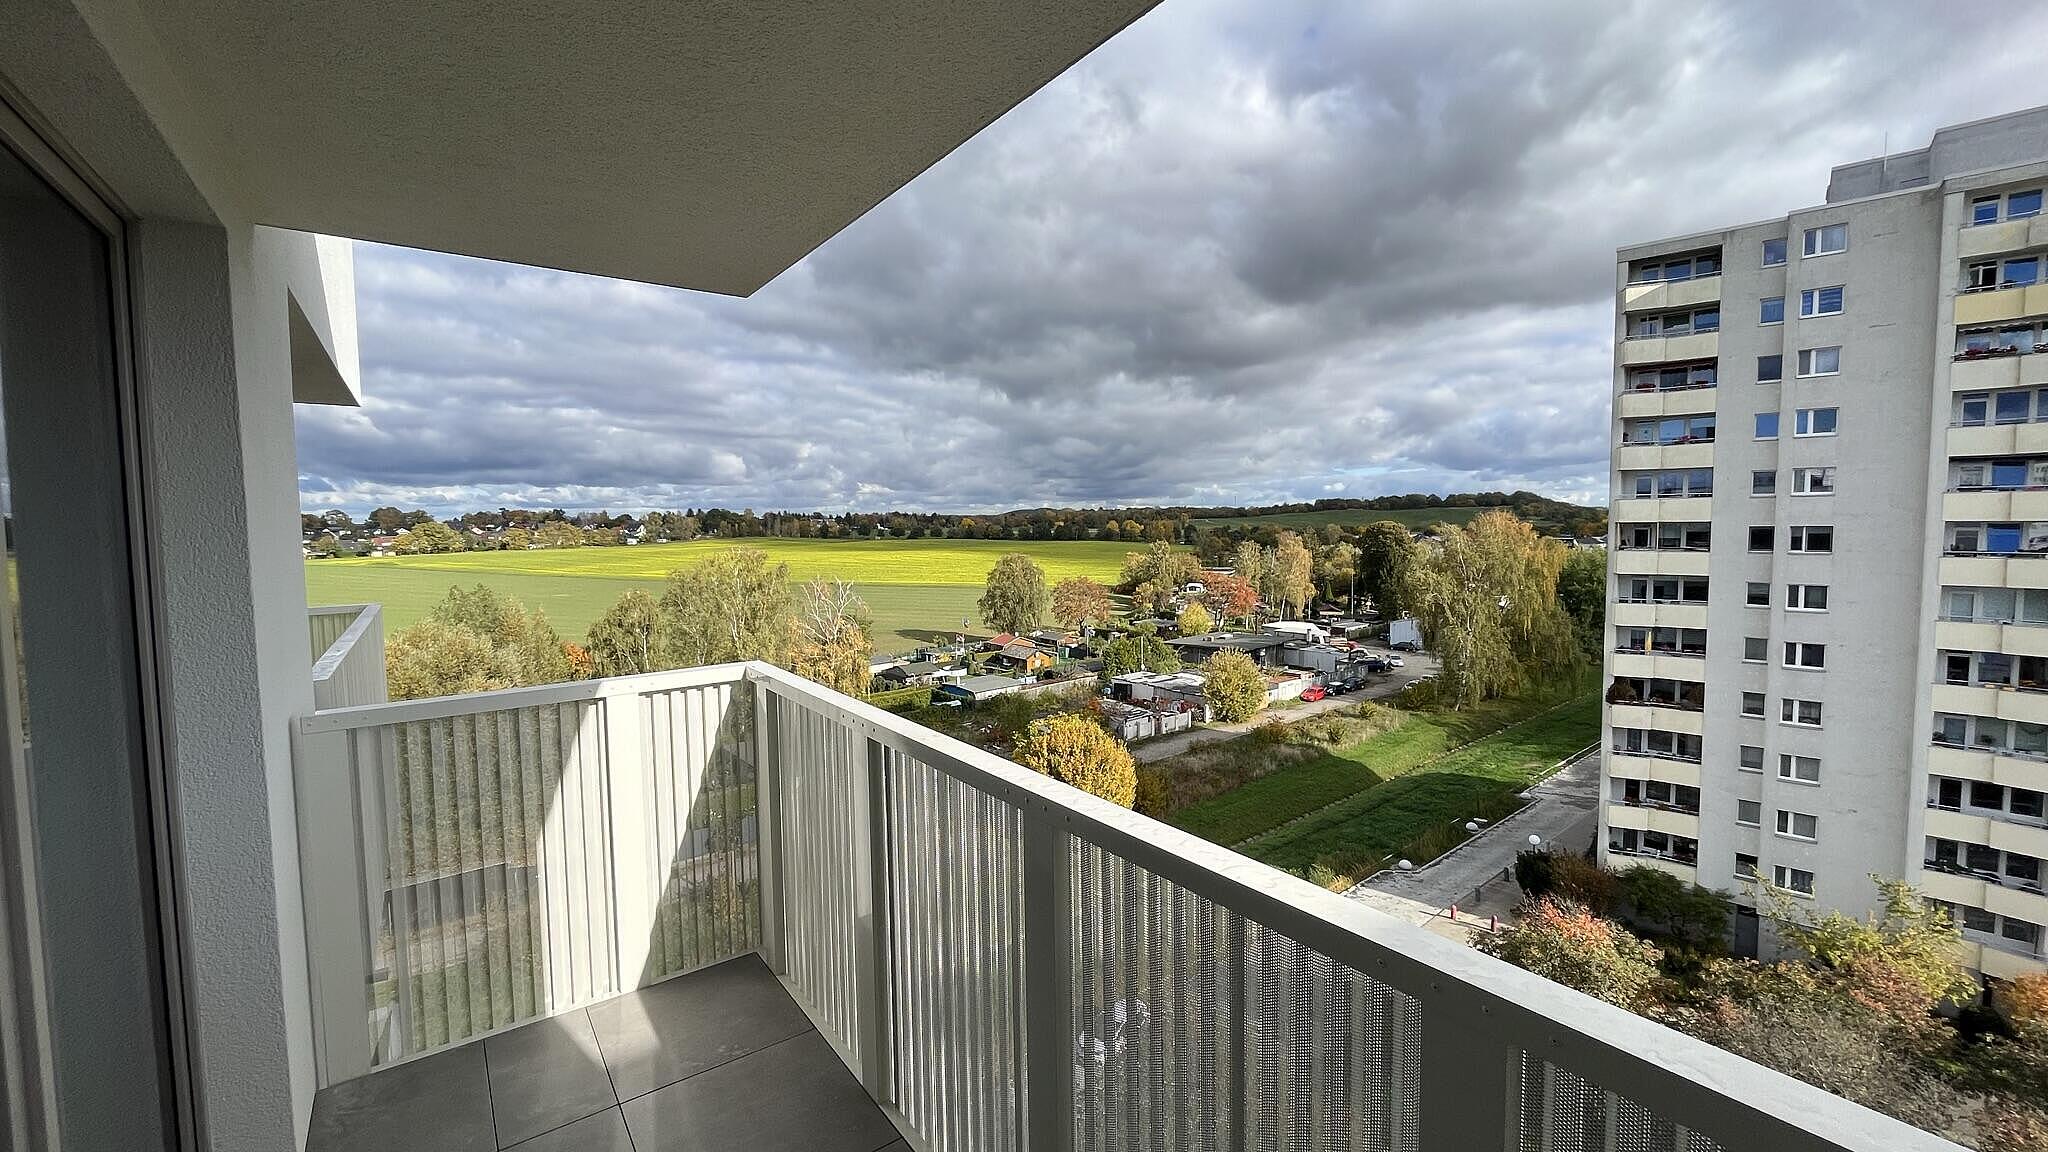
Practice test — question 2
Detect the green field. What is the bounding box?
[305,537,1137,653]
[1237,692,1600,879]
[1190,507,1498,531]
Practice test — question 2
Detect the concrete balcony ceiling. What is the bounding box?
[73,0,1157,294]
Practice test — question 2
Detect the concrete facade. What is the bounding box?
[1605,108,2048,980]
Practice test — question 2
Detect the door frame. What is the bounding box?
[0,82,200,1152]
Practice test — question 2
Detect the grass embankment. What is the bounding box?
[1152,671,1598,885]
[305,537,1137,653]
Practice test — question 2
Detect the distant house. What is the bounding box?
[983,632,1019,651]
[1165,631,1290,666]
[988,641,1054,676]
[1102,701,1195,742]
[935,675,1028,704]
[875,660,944,687]
[1111,670,1209,715]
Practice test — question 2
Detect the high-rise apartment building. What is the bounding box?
[1604,107,2048,981]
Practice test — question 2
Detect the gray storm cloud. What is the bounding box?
[295,0,2048,516]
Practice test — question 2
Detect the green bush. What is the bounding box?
[1514,849,1556,898]
[863,685,933,712]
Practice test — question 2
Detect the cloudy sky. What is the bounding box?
[295,0,2048,518]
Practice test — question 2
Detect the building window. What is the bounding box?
[1758,354,1783,383]
[1773,865,1815,895]
[1797,347,1841,377]
[1794,407,1838,436]
[1737,800,1761,826]
[1802,223,1847,257]
[1781,698,1822,726]
[2004,257,2040,288]
[1746,582,1770,607]
[1779,754,1821,783]
[1966,261,1999,291]
[1786,583,1828,610]
[1736,853,1760,879]
[1755,412,1780,439]
[1790,467,1835,494]
[1788,525,1833,553]
[1743,636,1768,662]
[1799,286,1845,317]
[1997,391,2034,424]
[1748,525,1774,552]
[1776,810,1818,839]
[2013,189,2044,220]
[1973,195,2002,226]
[1739,745,1764,771]
[1760,296,1784,325]
[1783,642,1826,669]
[1741,691,1766,718]
[1752,470,1777,496]
[1762,238,1787,266]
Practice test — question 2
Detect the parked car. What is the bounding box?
[1300,685,1328,702]
[1361,656,1390,673]
[1391,639,1423,653]
[1386,654,1405,669]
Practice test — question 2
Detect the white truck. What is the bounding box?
[1388,616,1424,651]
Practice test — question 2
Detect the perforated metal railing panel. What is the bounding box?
[1517,1055,1726,1152]
[1244,926,1421,1152]
[638,681,760,982]
[771,693,870,1061]
[885,749,1024,1152]
[1072,838,1234,1152]
[1069,841,1425,1152]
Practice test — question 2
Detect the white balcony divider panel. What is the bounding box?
[307,603,364,662]
[294,665,759,1085]
[299,660,1963,1151]
[308,604,386,711]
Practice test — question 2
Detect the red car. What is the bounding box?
[1300,685,1328,702]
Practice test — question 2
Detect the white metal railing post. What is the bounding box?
[752,677,784,970]
[1416,998,1518,1150]
[857,737,894,1101]
[1021,812,1074,1152]
[604,687,654,989]
[293,724,373,1085]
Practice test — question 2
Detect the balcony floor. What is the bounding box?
[305,954,906,1152]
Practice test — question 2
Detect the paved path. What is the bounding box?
[1342,745,1601,937]
[1129,652,1441,763]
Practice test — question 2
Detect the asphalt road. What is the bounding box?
[1129,651,1442,763]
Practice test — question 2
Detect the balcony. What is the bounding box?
[1943,488,2048,522]
[1618,330,1718,367]
[1615,387,1717,420]
[1960,215,2048,260]
[1607,803,1701,839]
[1920,865,2048,930]
[1956,283,2048,327]
[1621,273,1721,314]
[1950,349,2048,392]
[1931,680,2048,726]
[1949,421,2048,457]
[1605,750,1703,787]
[1929,741,2048,792]
[1939,553,2048,590]
[1611,650,1704,680]
[1611,600,1709,631]
[1610,495,1713,522]
[284,643,1944,1151]
[1613,441,1715,472]
[1612,548,1712,578]
[1606,703,1705,736]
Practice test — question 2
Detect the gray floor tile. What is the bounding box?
[587,954,813,1099]
[502,1107,635,1152]
[306,1045,497,1152]
[620,1031,902,1152]
[485,1009,618,1147]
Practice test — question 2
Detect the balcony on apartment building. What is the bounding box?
[1617,362,1718,420]
[1604,676,1707,741]
[1941,454,2048,523]
[1612,576,1710,632]
[293,607,1948,1152]
[1613,521,1713,580]
[1621,249,1723,314]
[1613,469,1713,523]
[1922,824,2048,973]
[1959,187,2048,262]
[1607,776,1700,844]
[1932,649,2048,730]
[1611,627,1706,683]
[1607,828,1700,880]
[1615,416,1715,474]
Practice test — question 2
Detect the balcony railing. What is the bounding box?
[308,603,387,710]
[293,658,1960,1151]
[1610,745,1704,765]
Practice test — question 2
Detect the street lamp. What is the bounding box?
[1397,859,1414,871]
[1464,821,1479,833]
[1527,834,1543,849]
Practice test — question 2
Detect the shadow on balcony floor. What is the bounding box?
[305,954,907,1152]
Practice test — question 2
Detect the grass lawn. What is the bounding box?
[305,537,1138,653]
[1166,676,1595,847]
[1241,693,1600,879]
